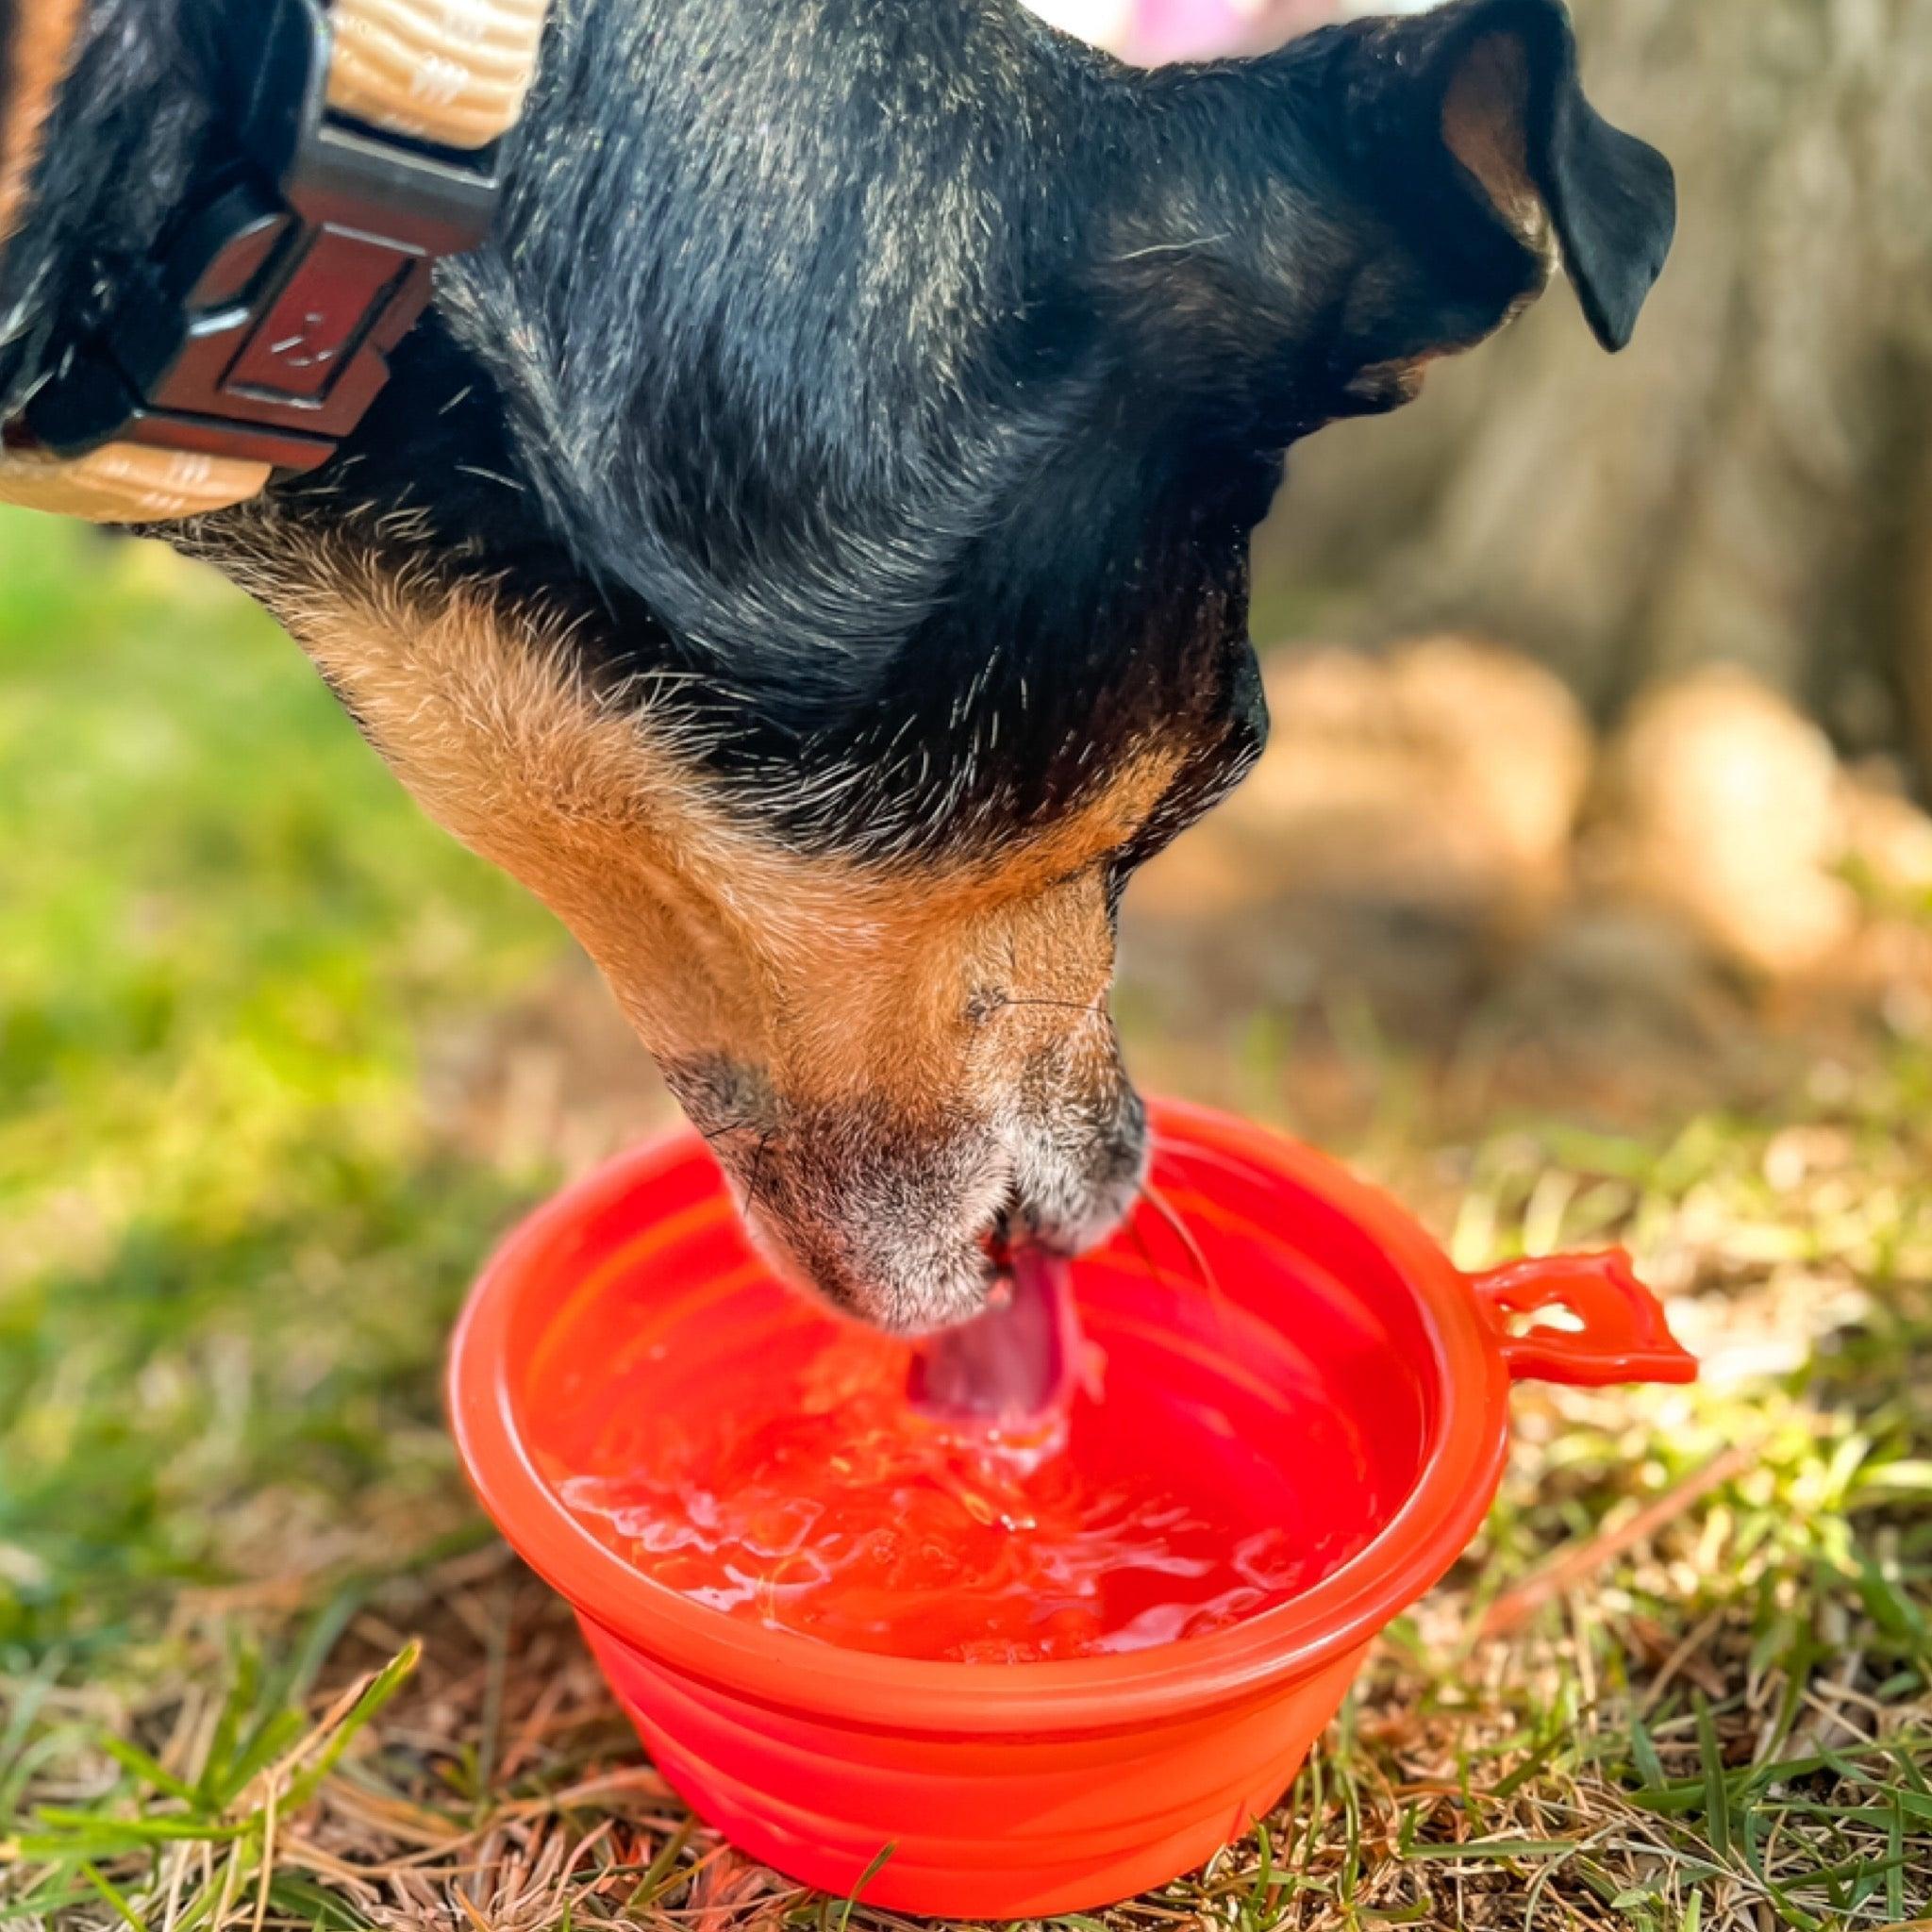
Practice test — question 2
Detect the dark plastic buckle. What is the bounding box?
[25,0,504,473]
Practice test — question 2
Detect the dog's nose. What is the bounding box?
[1006,1083,1150,1261]
[705,1089,1148,1337]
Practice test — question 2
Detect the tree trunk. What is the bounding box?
[1254,0,1932,774]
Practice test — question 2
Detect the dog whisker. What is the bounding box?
[1124,1200,1166,1286]
[737,1129,777,1223]
[1137,1178,1226,1315]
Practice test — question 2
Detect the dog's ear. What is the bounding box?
[1342,0,1675,351]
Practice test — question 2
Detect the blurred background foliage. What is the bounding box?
[1259,0,1932,763]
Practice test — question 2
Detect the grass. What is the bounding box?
[1,509,1929,1928]
[0,516,561,1657]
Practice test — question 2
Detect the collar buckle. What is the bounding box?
[23,0,508,475]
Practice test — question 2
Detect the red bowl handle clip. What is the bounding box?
[1470,1249,1698,1388]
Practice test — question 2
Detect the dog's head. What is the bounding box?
[2,0,1672,1331]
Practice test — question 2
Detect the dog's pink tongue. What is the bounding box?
[907,1250,1080,1433]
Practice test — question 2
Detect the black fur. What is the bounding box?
[1339,0,1676,353]
[2,0,1674,866]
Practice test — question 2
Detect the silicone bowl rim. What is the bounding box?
[447,1097,1513,1734]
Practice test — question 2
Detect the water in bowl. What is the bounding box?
[556,1247,1383,1662]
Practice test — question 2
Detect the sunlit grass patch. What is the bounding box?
[0,513,562,1651]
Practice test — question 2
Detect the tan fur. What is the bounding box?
[1441,32,1554,260]
[274,553,1168,1123]
[0,0,84,255]
[249,549,1160,1324]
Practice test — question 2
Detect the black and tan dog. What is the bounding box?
[0,0,1672,1331]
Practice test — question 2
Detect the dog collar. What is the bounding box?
[0,0,549,524]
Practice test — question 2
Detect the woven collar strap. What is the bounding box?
[331,0,550,149]
[0,0,549,525]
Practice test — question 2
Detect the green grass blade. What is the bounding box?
[1694,1697,1732,1862]
[211,1709,308,1811]
[836,1843,894,1932]
[282,1641,421,1812]
[79,1861,150,1932]
[96,1732,203,1809]
[1630,1715,1666,1791]
[1403,1839,1576,1862]
[1886,1797,1905,1923]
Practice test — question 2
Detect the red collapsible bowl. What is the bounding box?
[450,1099,1694,1919]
